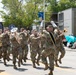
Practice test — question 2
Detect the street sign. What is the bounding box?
[38,12,44,20]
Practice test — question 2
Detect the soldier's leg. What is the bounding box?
[30,51,37,68]
[18,52,23,67]
[0,47,2,59]
[54,48,59,67]
[36,49,41,66]
[59,45,65,64]
[7,47,11,61]
[23,46,28,62]
[0,51,1,59]
[13,55,17,69]
[25,45,28,59]
[2,48,7,65]
[41,50,48,70]
[48,54,54,75]
[21,50,24,64]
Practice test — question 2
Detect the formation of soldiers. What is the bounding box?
[0,23,66,75]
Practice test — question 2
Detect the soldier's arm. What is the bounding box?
[28,35,32,44]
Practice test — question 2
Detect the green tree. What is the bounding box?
[1,0,24,27]
[0,0,59,27]
[58,0,76,12]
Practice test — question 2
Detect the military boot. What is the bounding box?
[33,61,36,68]
[13,61,17,69]
[4,59,7,65]
[24,58,26,62]
[0,53,2,59]
[36,60,40,66]
[55,60,59,67]
[4,61,6,65]
[58,57,62,64]
[44,63,48,70]
[21,60,23,65]
[48,70,53,75]
[14,65,17,69]
[18,61,20,67]
[7,57,11,61]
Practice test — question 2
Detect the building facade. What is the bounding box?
[58,8,76,36]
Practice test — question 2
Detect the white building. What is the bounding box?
[58,8,76,36]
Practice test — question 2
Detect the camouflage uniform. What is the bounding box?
[40,29,57,75]
[23,31,29,60]
[1,33,10,65]
[18,32,28,62]
[54,29,65,67]
[10,35,22,69]
[0,34,2,59]
[29,33,41,68]
[40,32,47,51]
[40,32,48,67]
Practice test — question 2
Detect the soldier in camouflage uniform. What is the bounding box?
[10,34,22,69]
[38,30,47,66]
[41,25,57,75]
[23,29,30,60]
[18,32,28,63]
[0,33,2,59]
[20,28,29,61]
[1,32,10,65]
[54,29,65,67]
[29,29,41,68]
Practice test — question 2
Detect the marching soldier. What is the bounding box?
[10,28,22,69]
[1,32,10,65]
[29,29,41,68]
[51,21,65,67]
[22,29,29,61]
[18,32,28,63]
[0,32,2,59]
[41,25,57,75]
[10,34,22,69]
[54,29,65,67]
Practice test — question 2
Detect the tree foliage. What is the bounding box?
[57,0,76,12]
[1,0,33,27]
[0,0,76,27]
[0,0,52,27]
[47,0,76,12]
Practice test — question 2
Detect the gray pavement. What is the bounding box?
[0,47,76,75]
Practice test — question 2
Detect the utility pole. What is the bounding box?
[43,0,45,29]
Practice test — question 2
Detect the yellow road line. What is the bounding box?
[28,59,76,73]
[0,72,11,75]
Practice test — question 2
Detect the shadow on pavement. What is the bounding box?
[36,67,44,70]
[59,66,76,69]
[15,68,28,72]
[22,63,32,66]
[0,70,5,73]
[5,64,13,67]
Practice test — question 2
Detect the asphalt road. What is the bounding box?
[0,47,76,75]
